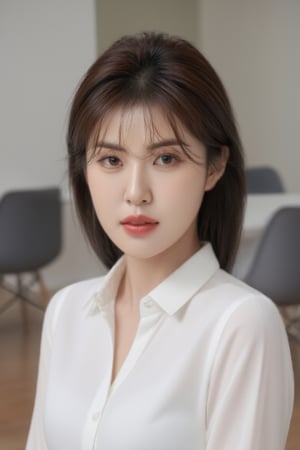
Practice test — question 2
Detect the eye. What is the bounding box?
[154,153,180,166]
[99,155,122,168]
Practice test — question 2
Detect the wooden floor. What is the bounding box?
[0,289,299,450]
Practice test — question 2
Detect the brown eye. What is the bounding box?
[155,153,180,166]
[99,155,122,168]
[107,156,120,166]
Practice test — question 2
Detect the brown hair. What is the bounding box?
[67,32,245,271]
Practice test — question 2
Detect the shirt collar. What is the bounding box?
[94,256,126,309]
[93,242,219,316]
[147,243,219,315]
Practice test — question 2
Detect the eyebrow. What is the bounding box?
[148,139,188,151]
[95,138,188,152]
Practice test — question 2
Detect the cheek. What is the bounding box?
[165,172,207,213]
[86,172,113,218]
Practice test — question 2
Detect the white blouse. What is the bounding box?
[26,243,294,450]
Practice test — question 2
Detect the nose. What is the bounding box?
[123,162,152,206]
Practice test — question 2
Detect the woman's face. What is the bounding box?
[86,106,225,263]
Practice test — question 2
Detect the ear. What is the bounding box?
[204,146,229,192]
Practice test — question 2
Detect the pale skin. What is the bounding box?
[86,106,228,382]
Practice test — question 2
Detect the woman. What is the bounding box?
[26,32,294,450]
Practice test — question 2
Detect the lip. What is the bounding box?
[120,215,159,236]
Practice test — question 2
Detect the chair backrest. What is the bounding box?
[246,166,285,194]
[244,207,300,306]
[0,187,62,273]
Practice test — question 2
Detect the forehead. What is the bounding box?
[95,104,185,144]
[88,104,207,165]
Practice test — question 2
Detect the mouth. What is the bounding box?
[120,215,159,235]
[120,215,158,225]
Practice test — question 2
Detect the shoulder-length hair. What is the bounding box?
[67,32,245,271]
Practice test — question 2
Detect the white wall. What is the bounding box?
[198,0,300,192]
[0,0,97,196]
[0,0,105,289]
[2,1,299,290]
[1,1,201,290]
[96,0,198,53]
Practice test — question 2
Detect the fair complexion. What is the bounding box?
[86,106,227,380]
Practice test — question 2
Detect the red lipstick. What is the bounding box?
[120,215,159,236]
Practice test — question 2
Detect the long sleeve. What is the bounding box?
[25,290,63,450]
[206,295,294,450]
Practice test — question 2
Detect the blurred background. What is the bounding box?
[0,0,299,290]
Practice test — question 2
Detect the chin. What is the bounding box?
[119,242,175,262]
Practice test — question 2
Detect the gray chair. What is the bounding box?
[0,187,62,314]
[245,166,285,194]
[244,207,300,340]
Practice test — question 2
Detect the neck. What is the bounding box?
[119,233,202,310]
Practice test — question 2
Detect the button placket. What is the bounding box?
[140,297,161,316]
[81,311,115,450]
[144,299,153,308]
[92,411,100,421]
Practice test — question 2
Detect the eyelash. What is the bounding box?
[99,156,122,167]
[97,152,182,168]
[154,153,181,166]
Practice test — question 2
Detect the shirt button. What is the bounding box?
[92,412,100,421]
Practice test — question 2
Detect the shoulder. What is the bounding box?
[43,276,106,333]
[223,291,284,343]
[208,271,288,351]
[223,270,282,326]
[205,269,278,313]
[195,268,287,345]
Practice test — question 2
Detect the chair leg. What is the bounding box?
[36,272,50,306]
[17,274,30,329]
[0,294,18,314]
[279,305,300,343]
[0,276,18,314]
[0,274,45,314]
